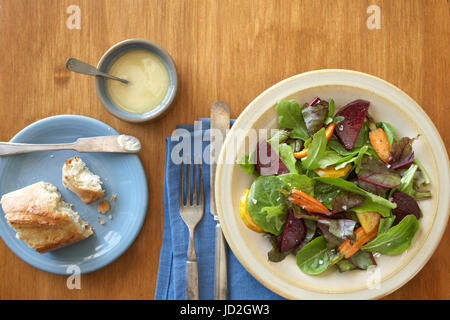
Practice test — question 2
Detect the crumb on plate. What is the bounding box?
[97,200,110,214]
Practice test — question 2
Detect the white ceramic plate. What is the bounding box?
[215,69,450,299]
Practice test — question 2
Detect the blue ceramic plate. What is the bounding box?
[0,115,148,274]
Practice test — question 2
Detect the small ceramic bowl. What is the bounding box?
[94,39,178,123]
[215,69,450,299]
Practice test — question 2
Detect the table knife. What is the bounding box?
[210,101,230,300]
[0,135,141,156]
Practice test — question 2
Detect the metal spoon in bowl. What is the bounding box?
[0,135,141,156]
[65,58,129,84]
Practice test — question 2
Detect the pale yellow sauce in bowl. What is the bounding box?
[105,49,170,115]
[95,39,178,123]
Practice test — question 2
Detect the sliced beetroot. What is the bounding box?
[391,190,421,225]
[280,208,306,252]
[301,97,329,136]
[358,155,401,188]
[255,139,289,176]
[334,99,370,151]
[388,137,415,169]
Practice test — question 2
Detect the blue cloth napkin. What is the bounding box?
[155,118,284,300]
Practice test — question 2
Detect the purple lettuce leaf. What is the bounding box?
[348,250,377,270]
[357,179,389,198]
[358,155,401,188]
[292,219,317,254]
[336,259,357,272]
[255,139,289,176]
[301,97,329,136]
[267,235,291,262]
[325,211,358,221]
[388,137,415,169]
[412,169,432,199]
[391,190,421,225]
[319,218,357,238]
[317,222,344,249]
[317,218,356,249]
[331,190,365,214]
[294,211,327,221]
[279,208,306,252]
[413,169,426,190]
[334,99,370,151]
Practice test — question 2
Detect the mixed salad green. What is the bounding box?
[237,97,431,275]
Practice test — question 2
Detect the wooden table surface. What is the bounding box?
[0,0,448,300]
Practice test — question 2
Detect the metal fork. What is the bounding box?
[179,160,204,300]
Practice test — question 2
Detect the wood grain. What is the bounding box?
[0,0,448,300]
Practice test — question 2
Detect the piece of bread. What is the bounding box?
[62,156,104,204]
[0,182,93,253]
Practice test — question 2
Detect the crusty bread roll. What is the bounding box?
[62,156,104,204]
[0,182,93,253]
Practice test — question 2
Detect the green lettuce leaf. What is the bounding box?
[276,143,299,174]
[362,215,420,255]
[397,164,418,197]
[351,198,392,217]
[247,176,288,235]
[296,236,330,275]
[301,127,328,170]
[277,173,315,196]
[275,99,309,141]
[236,154,256,175]
[378,216,396,234]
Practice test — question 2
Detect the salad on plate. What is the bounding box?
[237,97,431,275]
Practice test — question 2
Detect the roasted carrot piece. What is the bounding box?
[325,123,335,139]
[338,239,352,257]
[338,226,377,258]
[293,123,335,159]
[288,189,331,215]
[369,128,391,163]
